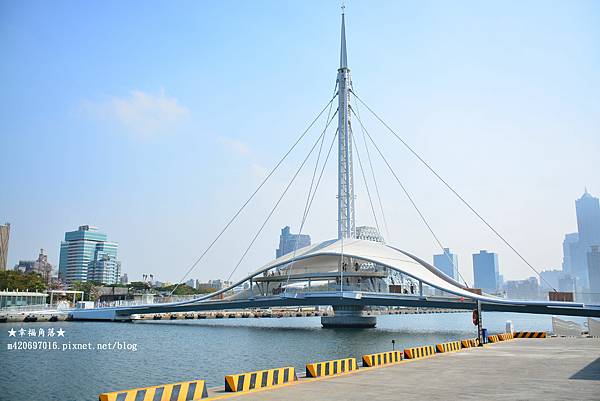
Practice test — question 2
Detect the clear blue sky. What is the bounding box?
[1,0,599,285]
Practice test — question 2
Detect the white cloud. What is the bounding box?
[83,89,189,136]
[250,162,268,179]
[217,137,268,179]
[217,136,252,156]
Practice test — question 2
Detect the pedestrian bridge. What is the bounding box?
[70,238,600,325]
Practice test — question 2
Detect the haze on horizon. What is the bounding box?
[1,0,599,286]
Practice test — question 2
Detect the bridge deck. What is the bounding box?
[207,337,600,401]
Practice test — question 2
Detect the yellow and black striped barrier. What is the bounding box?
[460,338,480,348]
[225,367,297,392]
[498,333,514,341]
[305,357,357,378]
[514,331,546,338]
[487,334,500,343]
[99,379,208,401]
[436,340,461,353]
[403,345,435,359]
[362,350,403,367]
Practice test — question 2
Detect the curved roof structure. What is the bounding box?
[191,237,585,308]
[239,238,493,301]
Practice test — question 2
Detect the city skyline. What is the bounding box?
[1,1,599,286]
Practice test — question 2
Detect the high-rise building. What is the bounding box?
[472,250,499,294]
[504,277,540,300]
[0,223,9,271]
[87,255,121,285]
[576,190,600,246]
[561,190,600,290]
[587,246,600,303]
[13,249,53,285]
[356,226,385,244]
[433,248,458,280]
[58,225,120,284]
[14,260,35,273]
[561,233,579,274]
[34,249,53,285]
[276,226,311,258]
[558,274,577,293]
[539,269,564,291]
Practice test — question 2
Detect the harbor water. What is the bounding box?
[0,312,579,401]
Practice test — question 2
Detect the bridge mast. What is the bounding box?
[337,10,356,239]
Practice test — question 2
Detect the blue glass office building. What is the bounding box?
[472,250,499,294]
[58,225,120,284]
[276,226,311,258]
[433,248,458,280]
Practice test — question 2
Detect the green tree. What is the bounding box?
[0,270,47,292]
[129,281,151,291]
[156,284,200,296]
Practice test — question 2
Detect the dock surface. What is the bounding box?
[212,338,600,401]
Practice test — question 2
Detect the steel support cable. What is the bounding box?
[350,126,381,236]
[350,88,390,241]
[280,100,334,292]
[294,83,338,254]
[351,91,557,292]
[351,107,470,288]
[169,95,337,296]
[354,99,463,288]
[283,127,340,292]
[226,110,339,282]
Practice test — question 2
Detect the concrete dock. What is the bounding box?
[210,338,600,401]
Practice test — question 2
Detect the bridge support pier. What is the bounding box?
[321,305,376,328]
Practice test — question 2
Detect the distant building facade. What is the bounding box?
[564,191,600,290]
[562,233,579,274]
[87,256,121,285]
[472,250,499,294]
[276,226,311,258]
[504,277,540,300]
[0,223,9,271]
[58,225,121,285]
[587,245,600,303]
[34,249,53,285]
[558,274,577,293]
[539,269,564,291]
[197,279,232,292]
[433,248,458,280]
[14,260,35,273]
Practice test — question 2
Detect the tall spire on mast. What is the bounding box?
[340,8,348,69]
[337,6,356,239]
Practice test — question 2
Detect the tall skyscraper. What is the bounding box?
[34,249,53,285]
[0,223,10,271]
[587,246,600,302]
[472,250,499,294]
[58,225,120,284]
[562,190,600,290]
[13,249,53,285]
[539,269,564,291]
[276,226,311,258]
[576,190,600,245]
[561,233,579,274]
[433,248,459,280]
